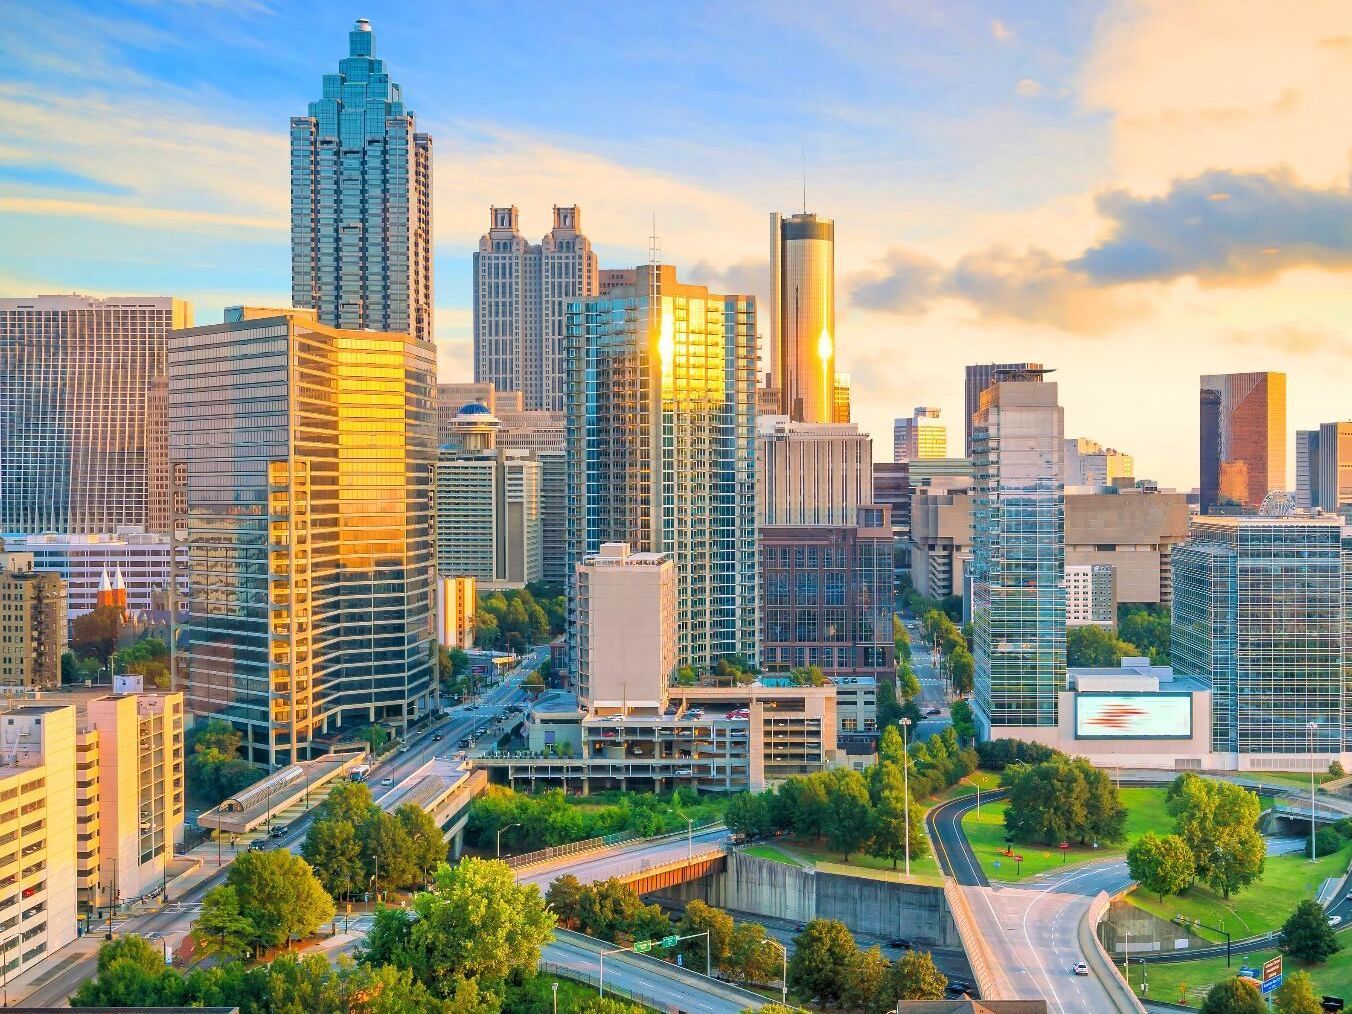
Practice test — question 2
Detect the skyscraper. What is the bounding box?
[1296,429,1316,510]
[170,307,436,766]
[893,407,947,463]
[1064,437,1134,487]
[971,375,1066,732]
[757,417,874,527]
[963,362,1044,457]
[0,295,191,535]
[1172,515,1345,757]
[1198,372,1286,512]
[565,264,758,672]
[473,205,598,410]
[291,19,433,342]
[1295,422,1352,514]
[770,212,835,423]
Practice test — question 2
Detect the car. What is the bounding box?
[674,767,693,776]
[268,823,289,838]
[248,839,268,852]
[432,734,443,741]
[459,737,472,748]
[1072,962,1089,976]
[1330,915,1343,927]
[888,938,913,950]
[608,713,626,722]
[945,980,972,996]
[925,707,942,716]
[379,777,394,787]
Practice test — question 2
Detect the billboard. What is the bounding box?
[1074,693,1192,740]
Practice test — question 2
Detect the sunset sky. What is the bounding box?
[4,0,1352,489]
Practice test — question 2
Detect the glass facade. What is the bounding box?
[770,213,835,423]
[291,19,432,343]
[1172,516,1346,756]
[565,265,758,674]
[971,380,1066,728]
[169,310,436,766]
[1198,373,1286,512]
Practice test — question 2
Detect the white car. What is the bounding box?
[1072,962,1089,976]
[379,777,394,787]
[1329,915,1343,927]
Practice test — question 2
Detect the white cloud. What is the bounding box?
[1016,78,1045,98]
[991,19,1014,43]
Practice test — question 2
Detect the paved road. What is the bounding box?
[898,612,951,741]
[515,826,732,889]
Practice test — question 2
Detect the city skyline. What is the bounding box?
[7,1,1352,490]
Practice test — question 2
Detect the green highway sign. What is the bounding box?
[633,941,653,953]
[661,935,680,947]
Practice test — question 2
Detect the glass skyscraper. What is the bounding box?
[769,212,835,423]
[1172,515,1346,757]
[971,376,1066,730]
[1198,372,1286,512]
[169,308,436,767]
[565,265,758,672]
[291,19,433,343]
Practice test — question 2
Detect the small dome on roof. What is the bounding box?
[457,401,494,416]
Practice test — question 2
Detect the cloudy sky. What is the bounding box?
[4,0,1352,489]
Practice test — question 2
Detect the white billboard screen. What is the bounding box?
[1074,694,1192,740]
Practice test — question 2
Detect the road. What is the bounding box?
[898,612,951,742]
[929,792,1134,1014]
[514,826,732,889]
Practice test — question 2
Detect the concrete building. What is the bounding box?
[0,530,183,618]
[537,449,568,586]
[964,362,1044,457]
[831,675,877,736]
[909,489,974,600]
[759,506,895,683]
[437,383,564,454]
[170,308,436,766]
[474,205,598,411]
[757,417,874,527]
[435,576,476,650]
[769,212,835,423]
[436,382,499,440]
[894,407,947,463]
[0,295,191,536]
[566,265,757,672]
[435,447,542,590]
[1066,564,1115,628]
[1173,515,1347,763]
[0,551,66,689]
[575,544,677,709]
[971,375,1066,734]
[1064,438,1134,487]
[1295,422,1352,514]
[290,19,432,343]
[1199,372,1286,512]
[597,268,635,295]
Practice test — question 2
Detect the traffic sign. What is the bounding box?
[1238,966,1258,979]
[1261,974,1283,996]
[634,940,653,953]
[1263,956,1283,981]
[1060,841,1070,850]
[661,935,679,948]
[993,860,1001,868]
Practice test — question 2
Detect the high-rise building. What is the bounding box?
[0,530,183,618]
[1172,515,1345,758]
[964,362,1044,457]
[0,551,66,689]
[1295,422,1352,514]
[1064,437,1134,487]
[290,19,432,342]
[473,206,598,410]
[757,417,873,526]
[435,576,476,650]
[770,212,835,423]
[759,505,894,683]
[832,373,851,423]
[575,543,677,709]
[537,449,568,586]
[0,295,191,536]
[1198,372,1286,512]
[1065,564,1115,628]
[170,308,436,766]
[565,264,757,672]
[893,407,947,463]
[971,376,1066,732]
[435,446,543,590]
[909,489,974,600]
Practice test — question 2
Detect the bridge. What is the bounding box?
[513,825,732,891]
[378,759,488,857]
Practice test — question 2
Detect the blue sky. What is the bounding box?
[4,0,1352,487]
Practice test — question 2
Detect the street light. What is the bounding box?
[551,981,558,1014]
[761,937,788,1005]
[899,717,912,877]
[686,818,694,864]
[497,822,521,859]
[961,774,981,817]
[1307,721,1319,862]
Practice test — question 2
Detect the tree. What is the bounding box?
[824,768,873,861]
[948,646,974,696]
[1306,825,1341,859]
[1066,625,1142,668]
[223,848,335,949]
[323,780,378,825]
[725,792,773,839]
[191,885,255,961]
[877,725,906,768]
[841,947,889,1011]
[574,878,668,945]
[1200,976,1266,1014]
[545,874,584,929]
[1207,825,1266,900]
[1168,774,1265,896]
[726,921,780,984]
[302,818,366,900]
[1126,833,1195,901]
[397,804,448,884]
[677,900,734,972]
[776,774,829,840]
[868,762,926,869]
[96,934,166,976]
[896,664,922,702]
[1118,603,1170,664]
[362,809,418,891]
[788,919,861,1007]
[186,719,264,807]
[788,664,829,687]
[338,960,481,1014]
[1330,759,1346,779]
[950,698,976,743]
[1004,756,1106,845]
[1281,899,1342,964]
[1273,970,1323,1014]
[874,950,948,1007]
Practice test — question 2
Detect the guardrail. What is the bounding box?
[1082,890,1148,1014]
[539,960,653,1008]
[941,879,1008,1001]
[506,821,724,870]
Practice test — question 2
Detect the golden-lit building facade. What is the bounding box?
[1199,372,1286,512]
[769,212,835,424]
[169,308,436,766]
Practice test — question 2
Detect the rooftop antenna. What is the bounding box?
[649,213,660,305]
[801,147,807,214]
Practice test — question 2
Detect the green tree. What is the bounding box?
[191,885,255,961]
[950,698,976,742]
[321,779,378,825]
[788,665,829,687]
[397,803,448,884]
[1306,825,1341,859]
[1126,833,1195,901]
[1200,976,1267,1014]
[1207,825,1266,900]
[338,960,478,1014]
[726,921,780,984]
[788,919,861,1007]
[824,768,874,861]
[868,761,926,869]
[877,725,906,768]
[676,665,698,686]
[302,818,365,899]
[1273,969,1323,1014]
[677,900,734,972]
[776,774,830,840]
[96,933,166,976]
[359,724,390,754]
[1329,759,1346,779]
[574,878,668,945]
[725,792,773,839]
[1169,774,1263,893]
[1117,603,1170,664]
[874,950,948,1007]
[186,719,264,806]
[1066,625,1142,667]
[1281,899,1342,964]
[545,874,584,929]
[223,848,335,949]
[362,808,418,891]
[1005,756,1125,846]
[948,646,975,696]
[896,664,922,701]
[841,947,890,1011]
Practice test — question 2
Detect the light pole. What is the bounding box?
[761,937,788,1005]
[1307,721,1318,861]
[686,818,694,864]
[551,981,558,1014]
[900,717,912,877]
[962,774,981,817]
[497,822,521,859]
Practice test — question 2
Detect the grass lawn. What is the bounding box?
[932,770,1001,803]
[1240,770,1334,791]
[1139,945,1352,1008]
[961,787,1173,883]
[772,837,946,886]
[1126,840,1352,941]
[741,844,805,867]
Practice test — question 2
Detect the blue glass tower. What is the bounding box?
[291,19,433,341]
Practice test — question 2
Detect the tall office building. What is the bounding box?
[971,375,1066,731]
[537,449,568,586]
[893,407,947,463]
[1065,564,1115,628]
[0,551,66,689]
[474,206,598,410]
[290,19,432,342]
[770,212,835,423]
[1198,372,1286,512]
[1064,437,1134,487]
[1295,422,1352,514]
[0,295,191,536]
[575,543,677,708]
[1172,515,1345,758]
[832,373,851,423]
[435,446,543,589]
[757,417,873,526]
[565,264,757,671]
[963,362,1044,457]
[170,308,436,766]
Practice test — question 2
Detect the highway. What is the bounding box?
[514,826,732,889]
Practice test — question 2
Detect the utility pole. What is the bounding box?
[900,717,912,877]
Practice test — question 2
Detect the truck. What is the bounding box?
[349,764,371,783]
